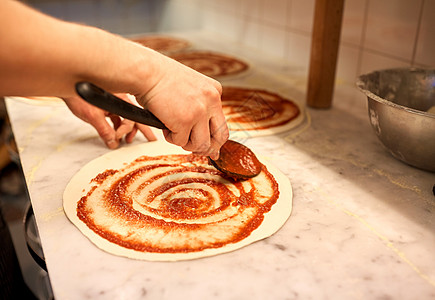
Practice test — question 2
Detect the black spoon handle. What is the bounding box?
[75,82,167,130]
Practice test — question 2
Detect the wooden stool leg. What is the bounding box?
[307,0,345,109]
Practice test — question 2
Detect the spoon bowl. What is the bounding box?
[209,140,262,180]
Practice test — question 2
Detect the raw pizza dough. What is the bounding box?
[222,86,304,138]
[63,141,292,261]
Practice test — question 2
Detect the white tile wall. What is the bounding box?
[239,18,261,50]
[261,0,289,27]
[285,31,312,68]
[241,0,262,20]
[259,23,287,58]
[415,0,435,66]
[359,50,409,75]
[288,0,315,34]
[337,44,360,82]
[363,0,422,61]
[341,0,366,46]
[26,0,434,84]
[201,0,434,84]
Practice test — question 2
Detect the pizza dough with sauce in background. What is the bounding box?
[169,51,249,79]
[222,86,304,138]
[130,35,191,53]
[63,141,293,261]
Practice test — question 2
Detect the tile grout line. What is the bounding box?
[356,0,370,76]
[410,0,425,67]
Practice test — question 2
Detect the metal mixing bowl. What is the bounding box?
[356,68,435,172]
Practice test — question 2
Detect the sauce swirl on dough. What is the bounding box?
[77,154,279,253]
[169,51,249,78]
[222,87,300,131]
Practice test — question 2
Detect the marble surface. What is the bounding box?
[5,31,435,299]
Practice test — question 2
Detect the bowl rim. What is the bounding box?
[356,67,435,119]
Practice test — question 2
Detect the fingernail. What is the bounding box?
[210,150,219,160]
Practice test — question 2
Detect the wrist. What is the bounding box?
[68,24,166,105]
[72,27,152,96]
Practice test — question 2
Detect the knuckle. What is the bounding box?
[203,86,221,101]
[192,97,208,112]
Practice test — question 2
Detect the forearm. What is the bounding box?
[0,0,155,97]
[0,1,228,157]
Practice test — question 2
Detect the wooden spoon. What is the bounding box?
[75,82,262,180]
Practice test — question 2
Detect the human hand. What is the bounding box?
[63,94,157,149]
[134,50,229,160]
[0,1,227,157]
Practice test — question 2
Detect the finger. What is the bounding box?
[193,137,222,160]
[182,118,210,153]
[193,116,228,159]
[125,127,138,144]
[164,127,192,148]
[210,114,229,151]
[135,124,157,142]
[162,129,171,139]
[109,114,121,130]
[212,79,222,95]
[88,117,119,149]
[114,118,135,141]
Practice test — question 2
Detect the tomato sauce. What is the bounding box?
[77,154,279,253]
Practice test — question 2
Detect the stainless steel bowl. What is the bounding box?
[356,68,435,172]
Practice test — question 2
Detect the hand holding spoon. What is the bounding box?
[75,82,261,180]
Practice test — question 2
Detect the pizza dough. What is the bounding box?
[130,35,191,53]
[63,141,292,261]
[222,86,304,138]
[169,51,249,78]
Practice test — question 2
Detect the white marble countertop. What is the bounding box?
[6,32,435,299]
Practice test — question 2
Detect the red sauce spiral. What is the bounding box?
[222,87,300,131]
[77,154,279,253]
